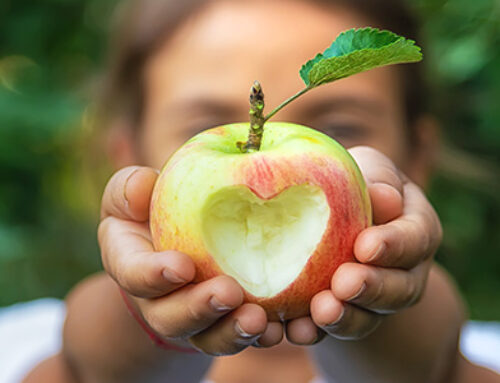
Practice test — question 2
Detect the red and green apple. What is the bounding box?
[150,122,371,320]
[149,28,422,320]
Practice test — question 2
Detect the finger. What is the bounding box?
[253,322,284,348]
[98,217,195,298]
[101,166,159,221]
[285,317,326,346]
[368,183,404,224]
[138,275,244,340]
[189,304,268,356]
[349,146,404,224]
[354,182,442,269]
[311,290,382,340]
[330,261,430,313]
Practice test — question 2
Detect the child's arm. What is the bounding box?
[24,166,284,383]
[311,264,464,382]
[23,273,213,383]
[294,147,499,382]
[23,354,78,383]
[311,264,500,383]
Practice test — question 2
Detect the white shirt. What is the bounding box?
[1,299,499,383]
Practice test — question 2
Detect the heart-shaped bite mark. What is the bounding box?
[201,184,330,298]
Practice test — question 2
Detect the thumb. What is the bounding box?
[101,166,159,222]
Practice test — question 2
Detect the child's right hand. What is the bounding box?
[98,166,284,356]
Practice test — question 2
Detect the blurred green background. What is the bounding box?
[0,0,499,319]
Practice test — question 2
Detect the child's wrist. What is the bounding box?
[118,288,198,354]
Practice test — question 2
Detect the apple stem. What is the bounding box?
[237,81,265,153]
[263,86,311,122]
[237,82,313,153]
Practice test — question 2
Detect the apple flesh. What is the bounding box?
[150,122,372,321]
[202,184,329,299]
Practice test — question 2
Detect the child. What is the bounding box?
[23,0,500,382]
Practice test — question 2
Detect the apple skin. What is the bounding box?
[150,122,372,321]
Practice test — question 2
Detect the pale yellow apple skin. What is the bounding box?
[150,122,372,321]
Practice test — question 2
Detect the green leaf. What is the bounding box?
[300,27,422,87]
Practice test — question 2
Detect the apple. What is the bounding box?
[150,121,372,321]
[149,26,422,320]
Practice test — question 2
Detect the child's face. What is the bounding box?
[134,0,417,176]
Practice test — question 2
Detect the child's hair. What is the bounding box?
[101,0,427,131]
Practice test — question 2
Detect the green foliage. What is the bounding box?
[0,0,118,305]
[300,28,422,86]
[415,0,500,319]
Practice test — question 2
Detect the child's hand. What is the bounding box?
[98,166,283,355]
[98,145,442,352]
[283,147,443,345]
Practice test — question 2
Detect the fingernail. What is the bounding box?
[253,339,264,348]
[311,328,326,345]
[162,268,187,284]
[123,166,141,204]
[366,242,386,263]
[325,306,345,328]
[347,282,367,302]
[235,321,259,340]
[209,296,232,312]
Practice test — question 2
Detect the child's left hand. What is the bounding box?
[284,146,443,345]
